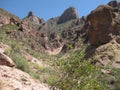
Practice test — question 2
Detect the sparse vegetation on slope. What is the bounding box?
[0,1,120,89]
[0,23,58,87]
[53,50,108,90]
[0,8,19,20]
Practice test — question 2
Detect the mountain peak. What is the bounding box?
[57,6,79,24]
[23,11,42,25]
[27,11,34,17]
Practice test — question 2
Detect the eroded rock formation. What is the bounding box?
[57,7,79,24]
[87,5,120,46]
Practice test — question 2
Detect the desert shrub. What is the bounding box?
[36,66,59,85]
[2,24,18,30]
[28,62,59,85]
[10,52,30,73]
[29,71,40,79]
[15,56,30,72]
[103,68,120,90]
[5,41,30,72]
[4,46,12,55]
[55,50,108,90]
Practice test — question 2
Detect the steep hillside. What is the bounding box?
[0,8,20,20]
[0,0,120,90]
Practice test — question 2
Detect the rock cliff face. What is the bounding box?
[84,3,120,68]
[57,7,79,24]
[86,5,120,46]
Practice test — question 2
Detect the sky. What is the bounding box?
[0,0,119,21]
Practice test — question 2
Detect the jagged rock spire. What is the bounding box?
[108,0,120,8]
[27,11,34,17]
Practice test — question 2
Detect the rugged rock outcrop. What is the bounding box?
[0,15,20,26]
[26,11,45,25]
[61,27,83,50]
[85,4,120,69]
[10,17,20,25]
[57,7,79,24]
[22,11,46,31]
[0,15,10,26]
[0,42,15,67]
[0,65,49,90]
[108,0,120,8]
[42,32,64,55]
[92,40,120,68]
[87,5,120,46]
[0,53,15,67]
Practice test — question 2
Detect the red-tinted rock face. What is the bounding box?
[87,5,120,45]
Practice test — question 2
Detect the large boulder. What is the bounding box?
[0,42,15,67]
[87,5,120,45]
[57,7,79,24]
[0,53,15,67]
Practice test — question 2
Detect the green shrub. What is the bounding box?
[106,68,120,90]
[11,52,30,73]
[55,50,108,90]
[29,71,40,79]
[15,57,30,72]
[37,66,59,85]
[80,78,107,90]
[2,24,18,30]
